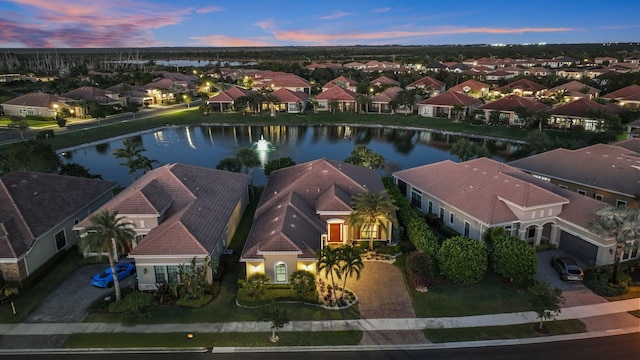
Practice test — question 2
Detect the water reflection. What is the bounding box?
[62,125,524,187]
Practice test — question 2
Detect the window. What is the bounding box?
[427,200,433,214]
[559,185,568,189]
[154,266,166,283]
[464,222,470,237]
[616,200,627,208]
[275,262,287,283]
[577,189,587,196]
[410,190,422,208]
[449,212,454,225]
[361,224,378,239]
[54,229,67,251]
[167,266,179,283]
[594,194,604,201]
[139,220,145,228]
[527,226,536,238]
[397,180,407,196]
[154,265,181,283]
[439,208,445,221]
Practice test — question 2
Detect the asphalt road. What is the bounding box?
[0,333,638,360]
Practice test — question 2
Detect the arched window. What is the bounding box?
[274,262,287,283]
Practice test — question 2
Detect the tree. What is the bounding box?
[199,102,210,116]
[349,190,398,250]
[451,103,464,121]
[525,131,554,154]
[344,145,385,169]
[529,280,565,331]
[178,256,217,300]
[328,99,339,115]
[216,157,242,172]
[79,210,136,301]
[259,303,290,343]
[289,270,316,296]
[0,139,62,174]
[491,236,538,287]
[235,147,260,174]
[437,236,488,284]
[590,207,640,284]
[355,93,371,113]
[58,163,102,179]
[264,156,296,177]
[450,138,490,162]
[8,116,29,139]
[316,246,342,302]
[113,139,158,181]
[338,245,364,301]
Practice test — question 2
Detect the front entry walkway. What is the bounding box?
[344,261,428,345]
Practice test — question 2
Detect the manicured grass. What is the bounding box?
[0,250,82,323]
[40,109,580,151]
[395,254,535,317]
[423,319,586,343]
[65,331,363,348]
[0,118,57,127]
[84,187,361,324]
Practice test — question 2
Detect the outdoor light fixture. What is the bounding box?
[143,268,148,274]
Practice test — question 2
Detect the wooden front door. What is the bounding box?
[329,223,341,243]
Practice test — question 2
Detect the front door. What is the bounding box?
[329,223,342,243]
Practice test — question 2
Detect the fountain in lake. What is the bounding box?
[252,135,275,166]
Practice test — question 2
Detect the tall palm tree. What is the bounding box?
[80,210,136,301]
[316,246,342,301]
[349,190,398,250]
[113,139,158,181]
[590,207,640,284]
[235,148,261,174]
[338,245,364,300]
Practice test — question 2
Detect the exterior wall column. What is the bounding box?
[534,226,543,247]
[550,224,560,245]
[518,228,527,241]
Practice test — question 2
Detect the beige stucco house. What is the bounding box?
[240,159,393,284]
[0,172,116,283]
[74,163,251,291]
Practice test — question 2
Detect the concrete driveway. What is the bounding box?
[535,249,605,308]
[24,263,135,323]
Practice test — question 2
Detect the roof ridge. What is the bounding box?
[0,178,35,240]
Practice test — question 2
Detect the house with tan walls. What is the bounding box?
[74,163,251,291]
[240,159,393,284]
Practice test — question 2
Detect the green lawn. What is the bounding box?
[65,331,363,348]
[395,254,535,317]
[0,118,57,127]
[423,319,586,343]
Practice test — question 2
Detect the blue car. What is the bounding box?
[91,263,136,288]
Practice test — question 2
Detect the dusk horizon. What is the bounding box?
[1,0,639,49]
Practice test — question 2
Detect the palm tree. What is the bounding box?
[450,138,490,162]
[316,246,342,302]
[590,207,640,284]
[113,139,158,181]
[349,190,398,250]
[235,148,260,174]
[451,103,464,121]
[80,210,136,301]
[338,245,364,300]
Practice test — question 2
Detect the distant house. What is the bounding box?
[369,86,403,114]
[240,159,393,284]
[417,90,481,119]
[0,172,116,283]
[106,84,154,106]
[492,78,547,98]
[405,76,446,96]
[61,86,124,116]
[547,98,622,131]
[322,76,359,92]
[478,95,550,126]
[543,56,577,68]
[543,81,600,102]
[449,80,490,98]
[369,75,400,87]
[601,84,640,109]
[271,88,308,113]
[508,140,640,209]
[206,86,254,112]
[485,69,517,82]
[627,118,640,138]
[314,86,357,112]
[393,158,627,266]
[250,71,311,94]
[1,93,71,118]
[556,68,584,80]
[74,163,251,291]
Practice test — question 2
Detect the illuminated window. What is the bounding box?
[361,224,379,239]
[275,262,287,283]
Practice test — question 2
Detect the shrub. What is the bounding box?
[535,243,557,252]
[406,251,436,287]
[437,236,487,284]
[245,273,270,298]
[109,291,153,320]
[584,268,631,297]
[289,270,316,295]
[374,244,399,255]
[491,236,537,288]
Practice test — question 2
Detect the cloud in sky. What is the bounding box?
[371,7,391,13]
[271,26,574,45]
[254,19,277,30]
[190,35,273,47]
[318,11,350,20]
[196,5,224,14]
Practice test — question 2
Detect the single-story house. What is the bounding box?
[314,86,358,113]
[601,84,640,109]
[322,76,359,92]
[74,163,251,291]
[547,98,622,131]
[417,90,481,119]
[392,158,629,266]
[1,93,72,118]
[507,140,640,209]
[271,88,308,113]
[240,159,393,283]
[449,80,490,98]
[206,86,254,112]
[543,81,600,102]
[405,76,447,96]
[369,87,403,114]
[492,78,547,98]
[478,95,550,126]
[0,172,116,283]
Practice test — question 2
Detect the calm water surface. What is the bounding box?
[61,125,525,187]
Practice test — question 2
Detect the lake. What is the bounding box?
[60,125,526,187]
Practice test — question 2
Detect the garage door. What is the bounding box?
[559,231,598,264]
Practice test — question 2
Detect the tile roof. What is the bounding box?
[479,95,550,112]
[449,80,490,93]
[241,159,384,261]
[496,79,547,93]
[418,90,481,107]
[544,81,599,98]
[61,86,119,104]
[370,76,400,86]
[0,172,116,259]
[393,158,569,225]
[601,84,640,101]
[508,143,640,197]
[207,86,253,103]
[549,98,622,117]
[272,88,308,103]
[323,76,359,89]
[315,86,357,101]
[406,76,446,90]
[78,163,250,257]
[2,93,70,107]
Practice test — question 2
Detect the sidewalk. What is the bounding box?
[1,298,637,336]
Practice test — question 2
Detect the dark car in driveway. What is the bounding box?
[551,255,584,281]
[91,263,136,288]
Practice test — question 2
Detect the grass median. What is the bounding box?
[65,331,363,348]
